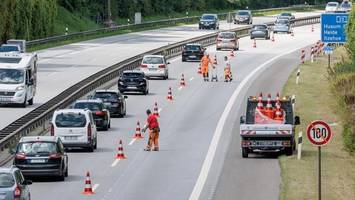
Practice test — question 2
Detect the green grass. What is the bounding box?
[279,47,355,200]
[253,7,318,16]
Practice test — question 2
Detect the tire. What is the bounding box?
[182,57,186,62]
[94,138,97,150]
[88,146,94,152]
[58,168,65,181]
[103,122,109,131]
[285,147,293,156]
[108,121,111,128]
[242,148,249,158]
[143,88,148,95]
[21,97,27,108]
[250,36,254,40]
[65,166,68,177]
[28,98,33,105]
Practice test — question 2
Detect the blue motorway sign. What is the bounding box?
[321,13,349,43]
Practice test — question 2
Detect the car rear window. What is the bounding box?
[341,2,351,8]
[280,13,291,16]
[218,32,235,39]
[276,19,289,24]
[253,25,267,30]
[17,142,57,155]
[185,45,201,51]
[0,173,15,188]
[237,11,249,15]
[55,113,87,127]
[94,92,118,101]
[327,2,338,7]
[202,15,215,20]
[122,72,144,79]
[74,102,103,111]
[142,57,164,64]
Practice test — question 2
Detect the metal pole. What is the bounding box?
[328,54,330,69]
[318,146,321,200]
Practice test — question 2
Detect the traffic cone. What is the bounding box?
[115,140,126,160]
[133,121,143,139]
[274,101,284,121]
[153,102,159,117]
[276,92,280,102]
[264,94,275,119]
[271,33,275,42]
[180,74,186,87]
[213,55,218,65]
[229,50,235,57]
[257,93,264,110]
[166,87,173,101]
[253,39,257,48]
[82,171,94,195]
[197,64,202,74]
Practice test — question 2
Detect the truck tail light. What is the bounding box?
[14,185,21,199]
[140,64,148,68]
[49,153,61,159]
[95,111,105,116]
[158,64,166,68]
[282,141,291,147]
[15,152,26,160]
[241,140,251,147]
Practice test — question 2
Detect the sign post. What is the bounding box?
[306,120,332,200]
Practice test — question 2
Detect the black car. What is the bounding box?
[13,136,68,181]
[234,10,253,24]
[182,44,205,62]
[199,14,219,30]
[118,70,149,95]
[92,90,127,118]
[73,99,111,131]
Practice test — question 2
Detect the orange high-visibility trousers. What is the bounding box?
[147,129,159,150]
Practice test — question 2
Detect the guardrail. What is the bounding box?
[0,15,320,165]
[26,5,320,48]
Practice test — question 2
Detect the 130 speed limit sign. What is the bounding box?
[306,120,332,146]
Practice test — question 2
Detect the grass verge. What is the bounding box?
[279,47,355,200]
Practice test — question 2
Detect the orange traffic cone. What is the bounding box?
[229,50,235,57]
[264,94,275,119]
[180,74,186,87]
[115,140,126,159]
[253,39,257,48]
[274,100,284,121]
[213,55,218,65]
[82,171,95,195]
[257,93,264,111]
[153,102,159,117]
[133,121,143,139]
[197,64,202,74]
[166,87,173,101]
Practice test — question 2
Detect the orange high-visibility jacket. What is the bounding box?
[201,56,212,73]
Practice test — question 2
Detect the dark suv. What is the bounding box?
[13,136,68,181]
[73,99,111,131]
[118,70,149,95]
[182,44,205,62]
[234,10,252,24]
[199,14,219,30]
[92,90,127,118]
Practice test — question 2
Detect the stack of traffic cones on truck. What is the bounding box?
[255,93,285,122]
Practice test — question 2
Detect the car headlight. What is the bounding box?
[15,86,25,91]
[119,81,124,85]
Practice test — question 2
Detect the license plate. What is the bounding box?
[65,136,77,140]
[253,141,281,146]
[104,102,111,106]
[149,68,157,71]
[30,159,46,163]
[127,86,137,89]
[189,56,196,58]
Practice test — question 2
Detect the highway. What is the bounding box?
[0,12,321,131]
[18,23,321,200]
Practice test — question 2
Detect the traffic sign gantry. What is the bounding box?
[307,120,332,146]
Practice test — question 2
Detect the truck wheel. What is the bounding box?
[285,147,293,156]
[242,148,249,158]
[28,98,33,105]
[21,97,27,108]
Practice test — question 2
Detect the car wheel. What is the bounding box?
[103,123,109,131]
[58,168,65,181]
[182,57,186,62]
[108,121,111,128]
[88,146,94,152]
[65,166,68,177]
[242,148,249,158]
[250,36,254,40]
[285,147,293,156]
[21,96,27,108]
[28,98,33,105]
[143,88,148,95]
[94,138,97,149]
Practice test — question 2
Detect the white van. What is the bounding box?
[0,52,37,107]
[50,109,97,152]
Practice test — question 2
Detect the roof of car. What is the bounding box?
[95,90,117,93]
[19,136,59,143]
[218,31,236,34]
[54,109,91,114]
[0,166,19,173]
[123,70,144,74]
[237,10,251,13]
[202,13,217,16]
[143,55,164,58]
[75,99,103,104]
[186,43,202,46]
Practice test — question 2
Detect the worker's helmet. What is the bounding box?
[146,109,152,115]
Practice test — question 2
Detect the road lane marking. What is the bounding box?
[189,77,194,81]
[128,138,137,146]
[110,159,120,167]
[92,184,100,192]
[189,47,305,200]
[170,57,181,63]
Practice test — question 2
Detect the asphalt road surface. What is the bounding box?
[17,23,321,200]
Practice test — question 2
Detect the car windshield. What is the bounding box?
[237,11,249,15]
[327,2,338,7]
[55,113,87,127]
[0,46,19,52]
[276,19,289,24]
[253,25,267,30]
[185,45,201,51]
[202,15,215,20]
[17,142,57,155]
[0,69,24,84]
[94,92,118,101]
[341,2,351,8]
[219,33,235,39]
[280,13,291,16]
[0,173,15,188]
[122,72,144,79]
[142,57,164,64]
[74,102,103,111]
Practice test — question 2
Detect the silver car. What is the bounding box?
[216,32,239,51]
[273,19,291,34]
[250,24,270,40]
[0,166,31,200]
[140,55,169,79]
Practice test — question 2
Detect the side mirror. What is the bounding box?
[124,95,128,99]
[23,180,32,185]
[294,116,300,125]
[240,116,246,124]
[167,62,170,65]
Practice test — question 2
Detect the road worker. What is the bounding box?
[224,56,233,82]
[200,53,213,82]
[142,109,160,151]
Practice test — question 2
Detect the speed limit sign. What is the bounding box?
[306,120,332,146]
